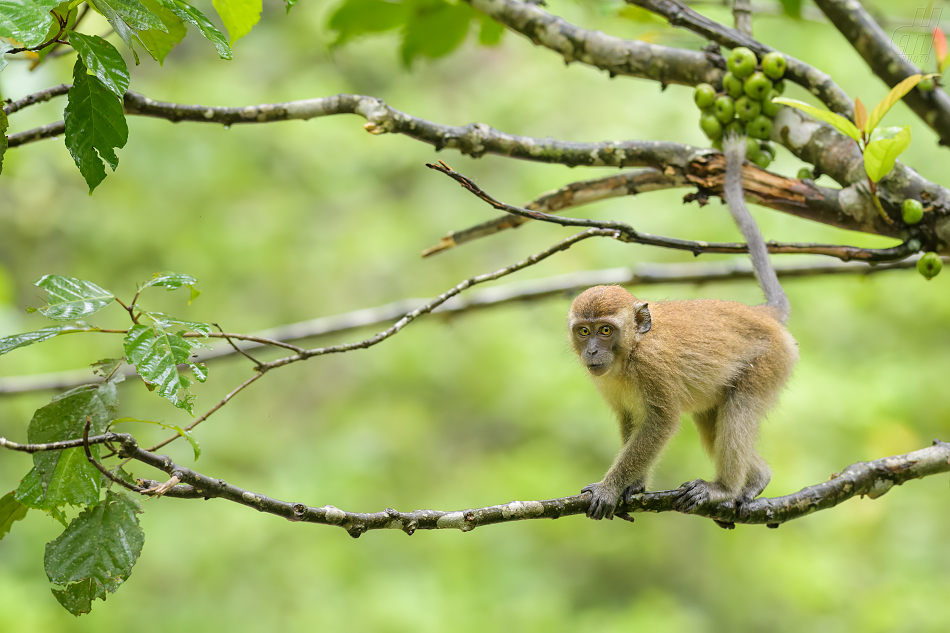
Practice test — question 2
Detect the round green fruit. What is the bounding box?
[901,198,924,224]
[761,51,787,79]
[752,152,772,169]
[744,72,773,100]
[747,114,773,139]
[759,141,775,159]
[917,252,942,280]
[761,90,783,117]
[694,83,717,108]
[711,139,723,151]
[722,72,744,99]
[713,96,736,123]
[918,77,935,92]
[700,113,723,140]
[773,79,786,94]
[727,47,757,79]
[735,96,762,121]
[724,121,744,137]
[745,137,761,160]
[797,167,814,180]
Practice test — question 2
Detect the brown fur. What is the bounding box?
[569,285,798,519]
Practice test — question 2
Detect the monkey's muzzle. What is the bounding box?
[586,363,610,377]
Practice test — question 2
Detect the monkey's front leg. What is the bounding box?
[583,408,678,520]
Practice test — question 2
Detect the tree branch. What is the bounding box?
[2,83,70,115]
[623,0,853,114]
[813,0,950,147]
[427,160,914,260]
[37,432,950,535]
[0,258,930,397]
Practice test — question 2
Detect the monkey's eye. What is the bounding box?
[598,325,612,336]
[577,327,590,337]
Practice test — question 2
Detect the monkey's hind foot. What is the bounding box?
[672,479,730,513]
[581,481,621,521]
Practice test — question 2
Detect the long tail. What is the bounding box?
[722,134,791,324]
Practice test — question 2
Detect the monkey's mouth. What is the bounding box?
[586,363,610,376]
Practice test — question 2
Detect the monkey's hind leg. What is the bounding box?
[674,390,769,512]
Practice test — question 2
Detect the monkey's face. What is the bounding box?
[570,320,622,377]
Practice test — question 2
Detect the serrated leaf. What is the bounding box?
[114,416,200,459]
[773,98,861,141]
[68,32,130,97]
[45,490,144,615]
[147,312,211,336]
[865,74,922,134]
[64,59,129,193]
[124,324,202,412]
[328,0,408,47]
[863,125,911,182]
[212,0,260,45]
[401,1,473,66]
[0,491,29,539]
[190,362,208,383]
[0,0,62,47]
[89,0,167,50]
[139,271,197,290]
[34,274,115,320]
[136,0,187,63]
[154,0,231,59]
[0,325,86,356]
[91,356,125,379]
[15,383,118,510]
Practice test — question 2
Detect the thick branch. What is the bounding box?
[0,258,925,396]
[813,0,950,147]
[625,0,853,114]
[58,433,950,535]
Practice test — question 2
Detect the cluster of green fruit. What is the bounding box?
[901,198,943,279]
[694,47,787,168]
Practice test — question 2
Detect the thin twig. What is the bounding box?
[0,432,120,452]
[212,323,263,368]
[82,417,146,493]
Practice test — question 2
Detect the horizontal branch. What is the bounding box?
[0,432,119,453]
[0,258,927,396]
[813,0,950,147]
[428,160,914,260]
[45,432,950,534]
[2,83,70,115]
[625,0,853,114]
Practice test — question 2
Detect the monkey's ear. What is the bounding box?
[634,302,652,334]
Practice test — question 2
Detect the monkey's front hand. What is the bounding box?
[581,481,621,520]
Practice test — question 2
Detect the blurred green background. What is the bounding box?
[1,0,949,630]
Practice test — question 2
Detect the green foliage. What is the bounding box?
[34,274,115,321]
[138,271,201,303]
[0,0,61,48]
[136,0,188,64]
[864,75,923,134]
[114,417,201,459]
[154,0,231,59]
[45,491,145,616]
[863,125,910,183]
[212,0,261,45]
[15,383,118,510]
[123,323,208,413]
[68,32,130,97]
[0,325,86,356]
[0,491,29,539]
[401,0,473,66]
[89,0,167,52]
[64,59,130,192]
[773,97,861,141]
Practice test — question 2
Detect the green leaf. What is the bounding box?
[32,1,76,65]
[328,0,408,47]
[863,125,911,183]
[124,324,203,412]
[190,362,208,383]
[90,0,166,51]
[146,312,212,336]
[154,0,231,59]
[0,491,29,540]
[0,40,11,75]
[114,417,201,460]
[777,0,802,18]
[68,32,130,97]
[34,274,115,320]
[15,383,119,510]
[64,59,129,193]
[283,0,294,13]
[91,357,125,378]
[0,325,86,356]
[773,98,861,141]
[212,0,261,45]
[45,490,144,615]
[139,271,197,290]
[401,1,473,66]
[865,75,922,134]
[0,0,62,48]
[136,0,187,64]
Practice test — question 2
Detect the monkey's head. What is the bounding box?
[568,286,651,377]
